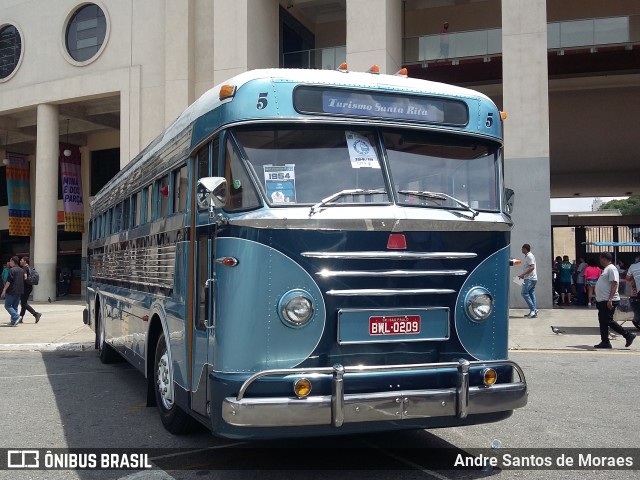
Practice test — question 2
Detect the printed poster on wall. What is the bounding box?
[345,131,380,169]
[263,165,296,204]
[60,145,84,232]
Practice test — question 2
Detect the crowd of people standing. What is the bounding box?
[552,254,633,307]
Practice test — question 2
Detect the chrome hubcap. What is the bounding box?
[157,350,174,409]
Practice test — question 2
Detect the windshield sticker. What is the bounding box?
[264,165,296,204]
[345,131,380,169]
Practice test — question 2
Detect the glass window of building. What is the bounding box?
[90,148,119,195]
[0,25,22,80]
[65,4,107,62]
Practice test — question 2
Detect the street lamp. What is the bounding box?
[2,131,9,165]
[63,119,71,157]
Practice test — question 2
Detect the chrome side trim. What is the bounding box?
[326,288,456,296]
[317,269,467,278]
[302,251,477,260]
[222,360,528,427]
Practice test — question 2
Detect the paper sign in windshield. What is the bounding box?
[264,165,296,204]
[345,131,380,169]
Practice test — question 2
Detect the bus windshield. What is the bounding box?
[232,125,500,212]
[383,129,500,212]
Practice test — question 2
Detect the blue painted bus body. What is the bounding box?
[86,69,526,438]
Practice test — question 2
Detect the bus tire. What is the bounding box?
[97,307,120,364]
[154,333,194,434]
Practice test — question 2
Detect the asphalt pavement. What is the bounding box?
[0,297,638,352]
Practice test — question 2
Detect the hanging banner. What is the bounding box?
[60,145,84,233]
[6,153,32,237]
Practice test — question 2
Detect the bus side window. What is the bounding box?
[198,143,209,179]
[132,191,140,227]
[224,138,260,211]
[158,175,169,218]
[146,184,153,222]
[113,204,121,233]
[175,166,188,213]
[197,137,220,177]
[123,197,131,230]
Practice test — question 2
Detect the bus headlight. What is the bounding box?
[278,290,314,327]
[465,287,494,321]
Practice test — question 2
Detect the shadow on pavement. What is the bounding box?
[37,350,499,478]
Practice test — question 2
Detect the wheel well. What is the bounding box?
[146,314,163,407]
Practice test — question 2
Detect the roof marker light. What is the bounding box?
[368,64,380,74]
[500,111,507,120]
[219,84,236,101]
[337,62,349,72]
[395,68,408,77]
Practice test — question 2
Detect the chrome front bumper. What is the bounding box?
[222,359,527,428]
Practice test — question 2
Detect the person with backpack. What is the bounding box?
[1,256,26,326]
[18,256,41,324]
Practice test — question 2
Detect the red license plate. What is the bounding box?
[369,315,421,336]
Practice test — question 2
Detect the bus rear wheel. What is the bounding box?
[154,333,195,434]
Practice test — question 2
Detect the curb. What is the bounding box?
[0,342,94,352]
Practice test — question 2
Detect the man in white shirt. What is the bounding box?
[625,254,640,327]
[517,243,538,318]
[594,252,635,349]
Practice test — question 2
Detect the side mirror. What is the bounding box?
[504,188,515,215]
[197,177,227,211]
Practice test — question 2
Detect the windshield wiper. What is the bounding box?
[397,189,479,219]
[309,189,387,217]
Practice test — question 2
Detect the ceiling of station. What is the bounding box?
[0,95,120,156]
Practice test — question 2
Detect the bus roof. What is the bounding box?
[93,68,499,210]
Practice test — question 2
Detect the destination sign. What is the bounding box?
[294,86,468,126]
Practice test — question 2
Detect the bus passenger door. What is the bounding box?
[191,229,214,418]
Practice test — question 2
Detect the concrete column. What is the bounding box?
[212,0,279,85]
[165,0,195,125]
[346,0,402,74]
[33,104,59,302]
[502,0,552,309]
[80,146,90,299]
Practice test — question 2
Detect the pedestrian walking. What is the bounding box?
[518,243,538,318]
[559,255,574,305]
[593,252,635,349]
[1,256,26,326]
[625,254,640,328]
[584,258,601,306]
[18,257,42,324]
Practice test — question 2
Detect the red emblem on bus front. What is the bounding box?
[387,233,407,250]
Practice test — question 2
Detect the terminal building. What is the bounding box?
[0,0,639,305]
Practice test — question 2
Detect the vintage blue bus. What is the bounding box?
[85,67,527,438]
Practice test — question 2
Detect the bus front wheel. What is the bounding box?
[97,307,120,364]
[154,333,194,434]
